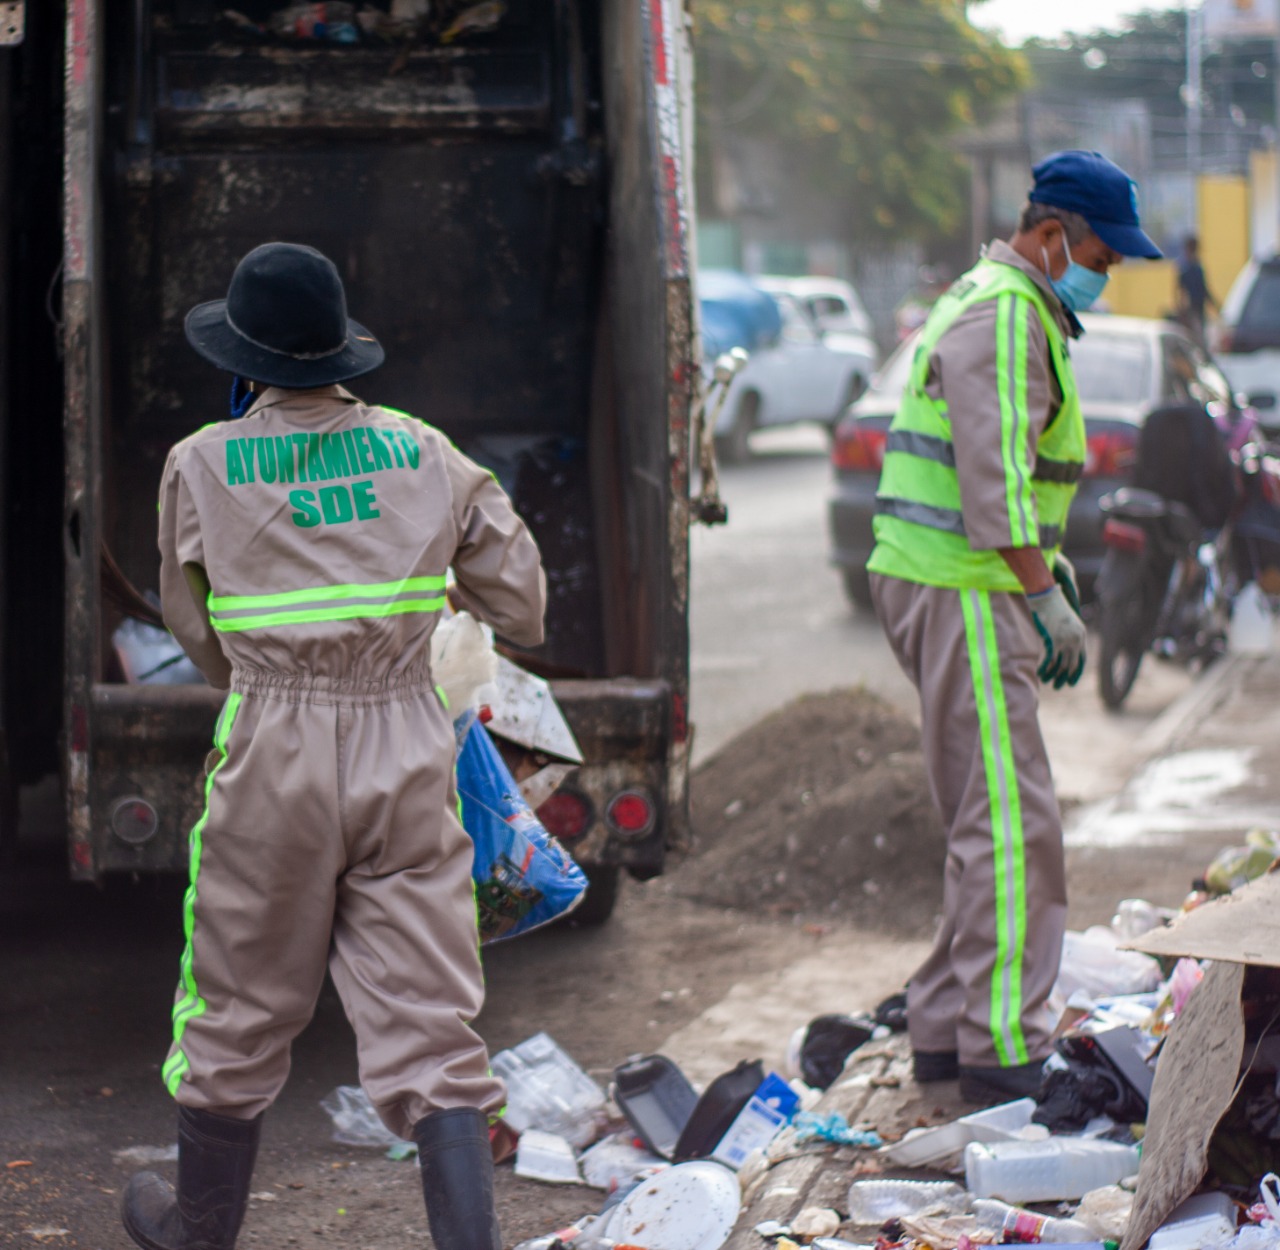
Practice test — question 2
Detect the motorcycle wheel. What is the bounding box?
[1097,558,1147,711]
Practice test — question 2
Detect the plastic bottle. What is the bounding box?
[964,1138,1141,1204]
[974,1197,1097,1243]
[845,1178,969,1223]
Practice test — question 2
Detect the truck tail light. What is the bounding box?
[1103,518,1147,553]
[1085,427,1138,479]
[605,790,655,838]
[110,796,159,845]
[831,423,886,473]
[536,791,592,842]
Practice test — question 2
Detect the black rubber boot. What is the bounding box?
[413,1107,501,1250]
[912,1049,960,1083]
[122,1107,262,1250]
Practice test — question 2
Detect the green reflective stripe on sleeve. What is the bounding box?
[996,295,1036,548]
[162,1051,190,1097]
[960,592,1029,1067]
[166,692,243,1098]
[210,596,445,634]
[209,575,446,613]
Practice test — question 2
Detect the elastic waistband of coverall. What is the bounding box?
[230,665,437,706]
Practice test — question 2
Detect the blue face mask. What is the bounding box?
[1044,235,1109,312]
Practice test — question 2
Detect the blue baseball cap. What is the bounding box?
[1029,150,1162,259]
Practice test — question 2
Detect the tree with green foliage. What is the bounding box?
[695,0,1027,243]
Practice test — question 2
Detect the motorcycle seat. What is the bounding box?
[1099,486,1167,520]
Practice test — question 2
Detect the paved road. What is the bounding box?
[691,425,1193,804]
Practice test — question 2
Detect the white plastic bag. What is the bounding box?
[429,611,497,715]
[579,1133,665,1191]
[1056,927,1162,1000]
[319,1085,411,1150]
[489,1033,607,1149]
[1230,582,1274,656]
[113,617,202,685]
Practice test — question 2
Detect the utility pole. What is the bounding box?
[1186,0,1203,174]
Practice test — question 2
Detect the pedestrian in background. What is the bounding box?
[867,151,1161,1105]
[122,242,545,1250]
[1176,234,1218,347]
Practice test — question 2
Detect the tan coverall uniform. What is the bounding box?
[157,384,545,1138]
[870,241,1073,1070]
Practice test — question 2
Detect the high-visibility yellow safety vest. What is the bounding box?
[868,258,1085,592]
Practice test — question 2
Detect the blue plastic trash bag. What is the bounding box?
[455,719,588,943]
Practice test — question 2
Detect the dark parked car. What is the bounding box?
[829,314,1239,608]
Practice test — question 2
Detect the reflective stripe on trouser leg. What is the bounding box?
[163,692,243,1096]
[959,590,1029,1067]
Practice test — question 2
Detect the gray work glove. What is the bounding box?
[1053,553,1082,617]
[1028,583,1087,689]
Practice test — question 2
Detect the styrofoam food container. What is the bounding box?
[604,1160,741,1250]
[1147,1192,1236,1250]
[513,1129,582,1185]
[960,1098,1047,1143]
[883,1098,1042,1168]
[883,1119,970,1167]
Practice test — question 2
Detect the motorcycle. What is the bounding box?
[1094,401,1241,711]
[1094,486,1233,709]
[1093,399,1280,709]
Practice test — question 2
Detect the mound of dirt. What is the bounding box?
[682,689,944,932]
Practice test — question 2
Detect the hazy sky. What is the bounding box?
[971,0,1168,44]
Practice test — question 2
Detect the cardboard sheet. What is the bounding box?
[1120,960,1247,1250]
[1125,871,1280,966]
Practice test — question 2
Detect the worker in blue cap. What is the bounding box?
[867,151,1160,1105]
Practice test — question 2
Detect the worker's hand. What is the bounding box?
[1052,553,1083,618]
[1028,584,1087,689]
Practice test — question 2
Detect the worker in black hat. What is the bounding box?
[122,241,544,1250]
[867,152,1160,1105]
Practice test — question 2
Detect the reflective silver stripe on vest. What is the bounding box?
[890,430,1079,485]
[875,495,968,537]
[885,429,956,467]
[877,495,1064,549]
[1033,455,1083,485]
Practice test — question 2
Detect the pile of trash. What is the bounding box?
[322,1032,821,1250]
[731,857,1280,1250]
[314,838,1280,1250]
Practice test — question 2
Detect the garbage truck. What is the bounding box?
[0,0,704,923]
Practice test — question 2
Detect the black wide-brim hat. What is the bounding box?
[185,241,385,388]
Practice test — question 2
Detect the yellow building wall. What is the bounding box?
[1249,149,1278,263]
[1102,175,1251,320]
[1198,175,1250,308]
[1105,261,1177,319]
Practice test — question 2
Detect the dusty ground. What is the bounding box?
[682,690,942,931]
